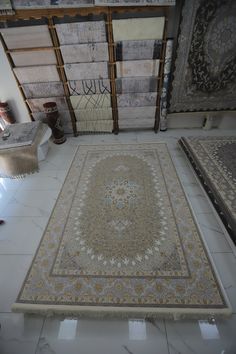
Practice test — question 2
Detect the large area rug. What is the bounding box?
[12,143,231,318]
[180,136,236,245]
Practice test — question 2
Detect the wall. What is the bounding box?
[0,41,30,123]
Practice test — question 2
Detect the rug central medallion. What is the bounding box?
[52,151,188,277]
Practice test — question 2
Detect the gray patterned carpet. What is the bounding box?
[170,0,236,112]
[180,136,236,245]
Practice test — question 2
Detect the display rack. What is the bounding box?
[0,6,169,135]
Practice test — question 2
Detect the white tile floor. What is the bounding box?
[0,128,236,354]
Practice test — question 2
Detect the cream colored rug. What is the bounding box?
[12,143,232,318]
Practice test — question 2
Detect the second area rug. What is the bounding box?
[12,143,231,318]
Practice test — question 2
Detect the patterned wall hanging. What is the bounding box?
[169,0,236,112]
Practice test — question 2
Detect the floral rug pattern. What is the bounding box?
[13,143,231,317]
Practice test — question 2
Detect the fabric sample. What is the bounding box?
[116,60,160,78]
[22,82,64,98]
[112,17,165,42]
[77,120,113,132]
[65,62,108,80]
[13,66,60,84]
[115,40,162,61]
[180,136,236,244]
[77,120,113,133]
[68,79,111,95]
[116,77,157,94]
[95,0,175,4]
[10,0,174,8]
[0,0,12,10]
[11,0,93,8]
[160,39,173,131]
[73,106,113,135]
[0,25,52,49]
[56,21,107,45]
[10,50,57,67]
[119,117,154,129]
[60,43,109,63]
[118,106,156,120]
[12,143,231,318]
[27,97,68,112]
[169,0,236,112]
[117,93,157,107]
[70,94,111,109]
[73,108,113,121]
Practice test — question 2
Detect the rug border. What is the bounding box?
[12,142,232,319]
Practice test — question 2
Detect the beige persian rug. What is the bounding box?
[12,143,232,318]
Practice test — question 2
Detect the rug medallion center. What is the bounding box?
[52,151,188,277]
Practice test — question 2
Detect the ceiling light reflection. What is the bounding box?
[198,320,220,340]
[58,319,78,340]
[128,319,147,340]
